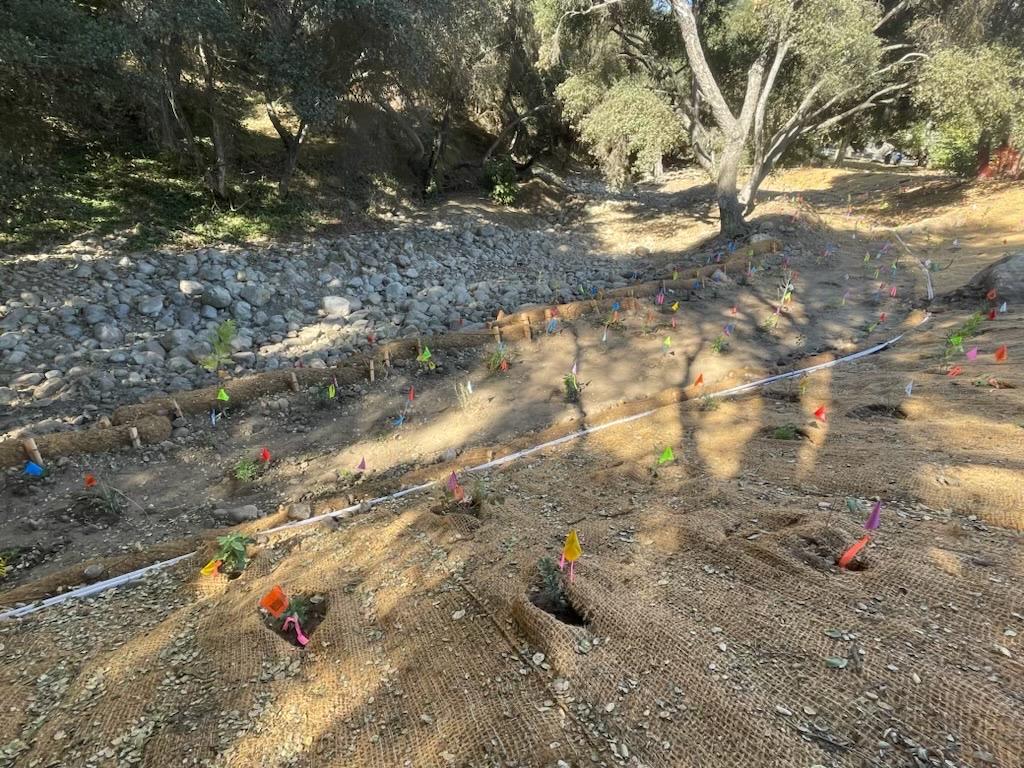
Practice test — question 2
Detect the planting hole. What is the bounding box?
[846,404,907,420]
[529,557,589,627]
[261,593,328,647]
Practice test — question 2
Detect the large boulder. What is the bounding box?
[945,251,1024,304]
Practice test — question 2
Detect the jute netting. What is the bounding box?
[2,309,1021,768]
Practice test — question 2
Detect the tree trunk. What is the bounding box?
[265,99,307,199]
[833,125,851,167]
[422,105,451,196]
[278,121,307,198]
[198,37,228,199]
[717,140,748,236]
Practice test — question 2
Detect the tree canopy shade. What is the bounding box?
[0,0,556,215]
[538,0,1024,235]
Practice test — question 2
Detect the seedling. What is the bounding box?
[216,533,254,575]
[233,458,259,482]
[417,345,437,371]
[699,393,720,411]
[78,473,137,521]
[944,312,983,359]
[487,343,511,372]
[711,335,729,354]
[314,382,340,409]
[759,313,780,332]
[771,424,800,440]
[563,373,582,403]
[537,556,569,612]
[200,319,238,373]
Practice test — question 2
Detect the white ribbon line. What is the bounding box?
[1,315,929,621]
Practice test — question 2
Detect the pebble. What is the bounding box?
[451,609,466,620]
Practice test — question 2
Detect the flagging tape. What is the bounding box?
[0,315,929,621]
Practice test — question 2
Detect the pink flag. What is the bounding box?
[357,457,366,471]
[446,471,458,493]
[283,615,309,647]
[966,346,978,361]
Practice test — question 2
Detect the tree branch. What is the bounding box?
[670,0,735,129]
[875,0,913,32]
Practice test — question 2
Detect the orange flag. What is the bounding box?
[995,345,1008,362]
[259,585,290,618]
[814,405,826,422]
[694,373,704,387]
[838,535,871,569]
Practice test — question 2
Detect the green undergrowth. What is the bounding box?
[1,149,334,254]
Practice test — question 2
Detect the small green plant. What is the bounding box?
[487,343,511,372]
[215,533,254,574]
[711,335,729,354]
[944,312,983,359]
[759,313,780,332]
[563,373,582,403]
[771,424,800,440]
[484,157,519,206]
[200,319,238,372]
[79,475,133,520]
[699,393,720,411]
[234,458,259,482]
[537,556,568,610]
[417,345,437,371]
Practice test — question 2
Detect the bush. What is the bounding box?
[483,157,518,206]
[929,122,980,176]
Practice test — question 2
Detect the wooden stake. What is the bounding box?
[171,400,184,420]
[522,315,531,341]
[289,371,300,392]
[22,438,43,466]
[383,348,391,368]
[492,325,501,343]
[369,359,376,383]
[416,338,422,356]
[128,427,142,449]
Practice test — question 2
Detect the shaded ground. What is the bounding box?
[2,164,1023,768]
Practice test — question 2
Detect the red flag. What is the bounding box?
[84,474,97,488]
[995,345,1008,362]
[948,365,963,377]
[879,312,886,323]
[838,535,871,569]
[408,386,415,402]
[986,288,998,301]
[695,373,704,387]
[814,405,826,422]
[988,309,997,320]
[260,447,271,463]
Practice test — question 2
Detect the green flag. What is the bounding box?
[418,346,432,362]
[327,383,336,399]
[658,446,675,465]
[217,388,229,402]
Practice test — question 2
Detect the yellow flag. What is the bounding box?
[200,559,222,576]
[562,530,582,563]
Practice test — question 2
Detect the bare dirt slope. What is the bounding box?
[2,165,1023,768]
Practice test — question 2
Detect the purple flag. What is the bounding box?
[865,501,881,530]
[446,471,459,493]
[357,457,366,471]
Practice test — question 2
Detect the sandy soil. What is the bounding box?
[1,163,1022,768]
